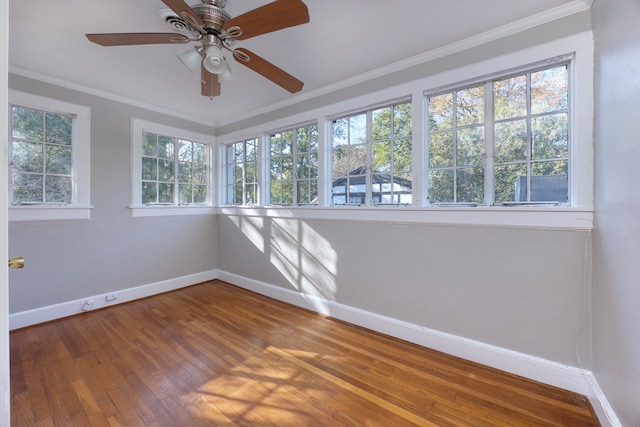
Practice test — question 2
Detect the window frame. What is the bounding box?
[8,90,91,221]
[217,32,593,230]
[267,122,319,207]
[329,97,413,207]
[221,137,260,206]
[130,118,215,217]
[425,58,572,207]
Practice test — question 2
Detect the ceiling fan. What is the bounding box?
[86,0,310,98]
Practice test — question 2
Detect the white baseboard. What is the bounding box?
[10,270,620,426]
[9,269,218,330]
[216,270,621,427]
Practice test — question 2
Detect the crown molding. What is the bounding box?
[9,0,592,130]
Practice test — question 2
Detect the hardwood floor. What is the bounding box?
[10,281,599,426]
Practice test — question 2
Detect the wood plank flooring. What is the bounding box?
[10,280,600,426]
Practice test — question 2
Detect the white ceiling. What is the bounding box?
[9,0,583,127]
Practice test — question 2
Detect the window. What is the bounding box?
[131,119,213,217]
[427,62,570,206]
[268,123,318,206]
[224,138,259,205]
[142,132,207,205]
[8,90,91,221]
[331,100,413,206]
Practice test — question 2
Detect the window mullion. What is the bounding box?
[366,110,373,206]
[484,81,495,206]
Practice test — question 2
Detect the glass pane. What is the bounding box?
[532,66,568,114]
[494,75,527,120]
[178,140,193,162]
[394,137,412,172]
[428,93,453,131]
[532,113,568,160]
[428,132,453,168]
[297,181,310,205]
[143,132,157,156]
[158,160,174,182]
[308,124,318,151]
[45,113,72,144]
[158,135,174,159]
[142,182,157,204]
[349,113,366,145]
[12,141,43,173]
[270,133,283,157]
[270,158,281,180]
[12,173,43,204]
[193,185,206,204]
[457,86,484,126]
[178,161,192,183]
[142,157,157,181]
[245,140,258,163]
[529,161,568,202]
[193,164,206,185]
[246,183,257,205]
[457,167,485,203]
[282,181,294,205]
[308,152,318,178]
[457,127,485,166]
[332,146,348,177]
[332,118,349,147]
[372,107,391,140]
[193,143,206,165]
[428,169,454,203]
[495,120,527,163]
[494,163,527,204]
[372,141,391,172]
[394,103,412,137]
[45,175,72,203]
[179,184,192,204]
[158,183,173,203]
[46,145,72,175]
[12,106,43,141]
[348,145,367,174]
[282,157,293,180]
[281,131,293,156]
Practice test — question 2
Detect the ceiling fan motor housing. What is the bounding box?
[191,2,231,33]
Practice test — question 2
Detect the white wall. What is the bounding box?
[592,0,640,425]
[7,75,219,315]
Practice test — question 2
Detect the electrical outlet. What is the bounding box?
[82,299,95,312]
[106,293,117,302]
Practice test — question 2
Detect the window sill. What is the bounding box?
[130,205,216,218]
[9,205,92,222]
[217,205,594,230]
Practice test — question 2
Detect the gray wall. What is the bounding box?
[592,0,640,425]
[8,74,218,314]
[218,215,590,365]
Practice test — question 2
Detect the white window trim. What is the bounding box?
[130,118,215,218]
[8,90,92,221]
[216,32,593,230]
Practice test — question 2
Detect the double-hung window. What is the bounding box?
[331,99,413,206]
[131,119,213,216]
[224,138,259,205]
[426,61,570,206]
[268,123,318,206]
[8,90,91,221]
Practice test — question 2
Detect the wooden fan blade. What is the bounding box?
[233,48,303,93]
[201,64,221,98]
[86,33,189,46]
[161,0,204,28]
[223,0,309,41]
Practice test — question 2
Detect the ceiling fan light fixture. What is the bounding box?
[177,47,202,73]
[203,45,226,74]
[218,60,234,82]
